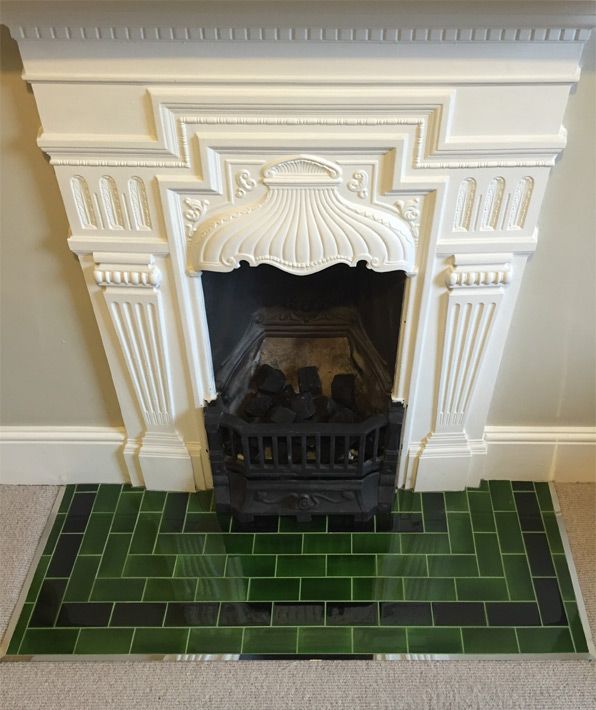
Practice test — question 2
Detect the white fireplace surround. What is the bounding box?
[3,1,595,491]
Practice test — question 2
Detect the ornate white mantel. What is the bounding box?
[4,1,594,491]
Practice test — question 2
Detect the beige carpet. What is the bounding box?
[0,483,594,710]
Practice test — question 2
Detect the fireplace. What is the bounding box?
[4,1,592,494]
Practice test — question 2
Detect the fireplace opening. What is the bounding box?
[202,262,407,520]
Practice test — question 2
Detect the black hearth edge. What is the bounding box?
[205,399,404,522]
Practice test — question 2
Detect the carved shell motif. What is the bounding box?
[188,155,416,275]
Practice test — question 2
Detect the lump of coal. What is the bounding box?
[298,366,322,396]
[268,405,297,424]
[331,373,356,408]
[254,364,286,394]
[277,384,295,407]
[290,392,316,421]
[329,407,357,424]
[313,395,334,422]
[243,393,273,418]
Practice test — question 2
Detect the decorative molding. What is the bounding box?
[189,154,416,274]
[394,197,422,241]
[93,253,162,289]
[506,176,534,230]
[183,197,210,237]
[347,170,369,199]
[234,169,257,198]
[445,260,513,289]
[453,178,477,231]
[11,25,593,44]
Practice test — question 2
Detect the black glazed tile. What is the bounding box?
[534,578,568,626]
[327,515,375,532]
[380,602,432,626]
[514,492,544,531]
[231,517,279,533]
[422,493,448,532]
[164,603,220,627]
[56,602,112,627]
[524,533,555,576]
[486,602,542,626]
[110,603,166,627]
[75,484,99,492]
[184,513,231,533]
[326,603,378,626]
[46,534,83,577]
[512,482,535,491]
[432,602,486,626]
[160,493,189,533]
[29,579,68,627]
[219,603,272,626]
[62,492,95,532]
[272,603,324,626]
[376,513,424,533]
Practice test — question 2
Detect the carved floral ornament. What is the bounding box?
[188,155,417,276]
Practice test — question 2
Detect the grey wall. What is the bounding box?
[0,27,594,429]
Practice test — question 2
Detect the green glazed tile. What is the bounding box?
[353,627,407,653]
[422,493,447,532]
[377,554,427,577]
[298,627,352,654]
[97,534,132,577]
[43,515,66,556]
[58,486,75,514]
[404,578,456,601]
[131,628,189,654]
[494,512,524,553]
[154,534,205,555]
[395,489,422,512]
[20,628,79,655]
[204,534,254,555]
[26,555,51,603]
[444,491,469,512]
[565,602,588,653]
[276,555,326,577]
[327,554,376,577]
[243,627,298,654]
[140,490,166,512]
[253,534,302,555]
[93,485,121,513]
[353,534,401,554]
[542,512,564,554]
[400,534,450,555]
[225,555,276,578]
[174,555,225,578]
[474,533,504,576]
[462,628,518,653]
[6,603,34,655]
[488,481,515,511]
[76,628,134,654]
[502,555,535,600]
[303,534,351,554]
[111,491,143,532]
[353,577,404,601]
[124,554,176,578]
[553,554,575,601]
[477,480,489,491]
[468,492,496,532]
[408,628,462,654]
[91,578,145,602]
[186,491,213,513]
[63,555,101,601]
[456,578,509,601]
[144,578,197,601]
[447,513,475,554]
[188,628,243,654]
[196,578,248,601]
[184,513,228,533]
[249,578,300,601]
[427,555,478,577]
[516,627,574,653]
[279,516,327,532]
[534,483,554,511]
[300,577,351,601]
[80,513,113,555]
[129,513,161,554]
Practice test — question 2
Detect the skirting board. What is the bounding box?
[1,425,594,486]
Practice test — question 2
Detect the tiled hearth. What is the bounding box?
[3,482,590,659]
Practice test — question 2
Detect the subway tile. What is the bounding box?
[186,491,213,513]
[534,578,567,626]
[47,534,83,577]
[328,515,374,532]
[300,577,351,601]
[63,555,101,601]
[488,481,515,511]
[353,627,407,654]
[144,578,197,602]
[111,491,143,533]
[552,554,575,601]
[444,491,469,512]
[90,578,146,602]
[298,627,352,654]
[432,602,485,626]
[352,534,401,554]
[62,493,96,533]
[377,554,427,577]
[512,482,535,491]
[462,628,518,653]
[502,555,535,600]
[76,628,134,654]
[456,578,509,601]
[404,578,456,601]
[395,489,422,512]
[400,534,450,555]
[43,515,65,556]
[249,578,300,602]
[542,512,564,554]
[195,578,248,602]
[447,513,475,554]
[56,602,112,627]
[534,483,554,512]
[140,490,166,512]
[272,603,324,626]
[468,492,496,532]
[58,486,75,514]
[131,628,189,654]
[97,534,132,578]
[474,533,504,576]
[6,603,33,655]
[203,533,254,555]
[125,554,176,578]
[326,602,378,626]
[516,627,574,653]
[276,555,325,577]
[29,579,68,627]
[20,628,79,655]
[219,602,272,626]
[494,512,524,553]
[253,534,302,555]
[173,555,225,578]
[159,492,189,533]
[486,602,541,626]
[93,485,121,513]
[110,602,166,627]
[243,627,297,654]
[184,513,230,533]
[26,555,51,603]
[225,555,276,578]
[129,513,161,553]
[278,516,326,533]
[427,555,478,578]
[514,492,544,532]
[164,603,219,627]
[302,534,351,554]
[380,602,432,626]
[565,602,588,653]
[524,533,555,576]
[80,513,112,555]
[353,577,404,601]
[231,516,278,533]
[187,627,243,654]
[422,493,447,532]
[377,513,424,533]
[154,533,205,555]
[327,554,376,577]
[407,628,462,654]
